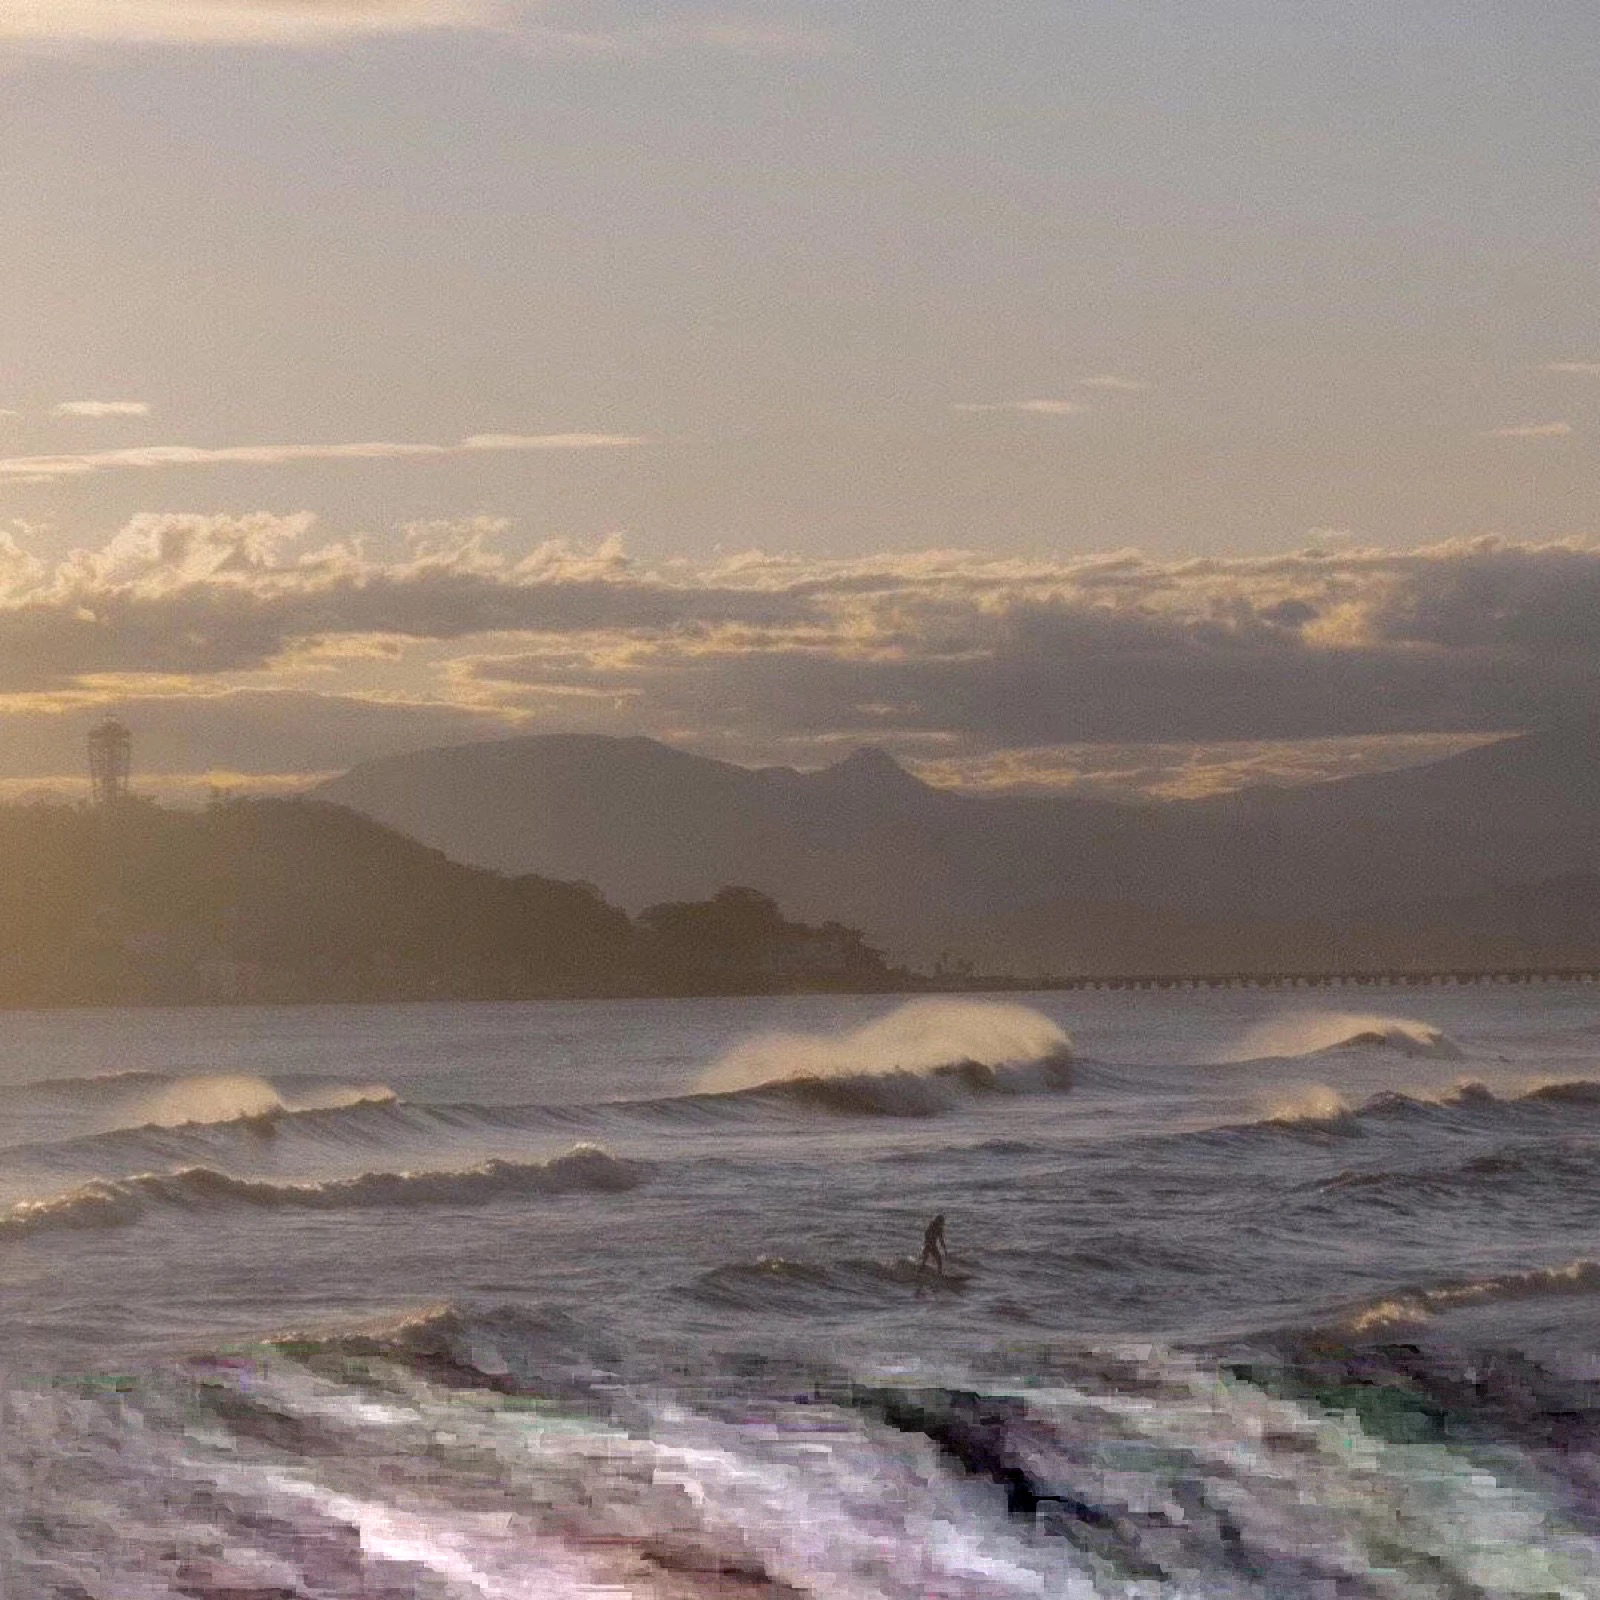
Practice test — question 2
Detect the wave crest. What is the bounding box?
[697,999,1072,1115]
[127,1073,397,1129]
[745,1055,1072,1117]
[1218,1075,1600,1144]
[1345,1258,1600,1334]
[1236,1012,1462,1062]
[0,1144,645,1239]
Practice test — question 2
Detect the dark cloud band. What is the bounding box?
[3,518,1599,782]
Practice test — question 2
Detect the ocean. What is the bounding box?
[7,985,1600,1597]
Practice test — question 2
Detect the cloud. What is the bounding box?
[0,429,645,484]
[0,1,838,54]
[950,399,1086,416]
[1486,421,1572,438]
[0,513,808,689]
[8,522,1600,794]
[1543,363,1600,375]
[53,400,152,418]
[908,732,1505,802]
[458,536,1600,751]
[458,432,636,452]
[1076,376,1148,391]
[0,0,500,45]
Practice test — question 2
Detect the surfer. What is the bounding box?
[918,1213,947,1279]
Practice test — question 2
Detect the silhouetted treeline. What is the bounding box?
[637,884,890,993]
[0,796,905,1006]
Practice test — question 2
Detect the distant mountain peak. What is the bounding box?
[817,745,930,794]
[835,744,903,774]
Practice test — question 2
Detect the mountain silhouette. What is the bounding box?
[313,721,1600,967]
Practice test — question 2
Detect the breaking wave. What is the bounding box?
[11,1068,396,1118]
[3,1069,400,1154]
[0,1094,457,1173]
[0,1062,1076,1176]
[702,998,1071,1089]
[1195,1075,1600,1145]
[1262,1083,1360,1130]
[696,998,1072,1115]
[730,1055,1074,1116]
[126,1073,397,1128]
[0,1144,645,1239]
[1343,1256,1600,1334]
[1236,1011,1463,1061]
[0,1086,446,1176]
[21,1061,1600,1183]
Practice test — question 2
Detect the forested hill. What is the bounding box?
[0,798,900,1006]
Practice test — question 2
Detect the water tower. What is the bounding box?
[87,718,132,808]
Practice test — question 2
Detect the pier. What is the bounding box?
[1024,966,1600,992]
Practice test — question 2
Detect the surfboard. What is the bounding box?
[914,1269,973,1295]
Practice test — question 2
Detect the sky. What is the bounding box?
[2,0,1598,800]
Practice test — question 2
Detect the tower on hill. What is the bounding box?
[87,718,132,808]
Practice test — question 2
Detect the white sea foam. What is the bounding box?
[127,1073,396,1128]
[700,998,1072,1094]
[1236,1011,1462,1062]
[1264,1083,1356,1126]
